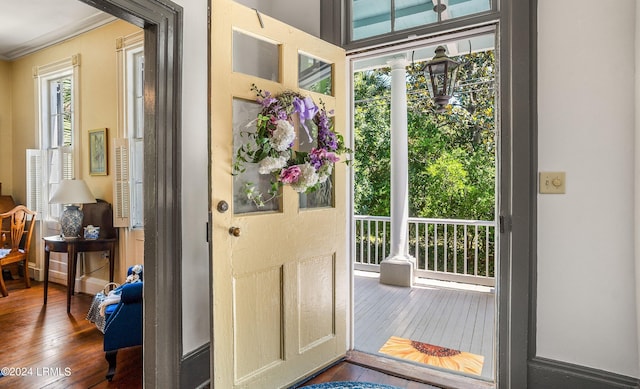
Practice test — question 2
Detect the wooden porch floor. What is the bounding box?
[354,273,495,381]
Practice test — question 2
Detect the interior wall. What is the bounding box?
[537,0,639,378]
[0,60,12,194]
[269,0,320,37]
[173,0,210,355]
[636,0,640,369]
[10,20,141,282]
[233,0,320,37]
[10,20,140,205]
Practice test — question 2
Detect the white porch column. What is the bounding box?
[380,56,415,287]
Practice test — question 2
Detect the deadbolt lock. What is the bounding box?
[217,200,229,213]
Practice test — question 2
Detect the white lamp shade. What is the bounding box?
[49,179,97,205]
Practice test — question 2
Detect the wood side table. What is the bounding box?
[43,235,116,313]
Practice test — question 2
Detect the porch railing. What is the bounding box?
[354,215,496,287]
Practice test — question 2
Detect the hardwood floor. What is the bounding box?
[295,361,442,388]
[0,278,141,389]
[1,276,476,389]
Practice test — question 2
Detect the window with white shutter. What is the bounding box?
[115,32,144,229]
[26,149,43,215]
[113,138,130,227]
[31,55,80,222]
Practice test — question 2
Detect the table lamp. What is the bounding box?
[49,179,97,238]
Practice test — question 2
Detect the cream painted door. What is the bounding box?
[211,2,348,388]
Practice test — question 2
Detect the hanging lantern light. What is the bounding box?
[425,45,460,112]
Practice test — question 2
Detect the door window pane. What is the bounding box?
[233,98,280,214]
[296,113,334,209]
[299,53,333,96]
[233,30,280,82]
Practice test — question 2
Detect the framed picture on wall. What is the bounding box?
[89,128,108,175]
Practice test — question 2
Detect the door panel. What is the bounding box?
[211,1,347,388]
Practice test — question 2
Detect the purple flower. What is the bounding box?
[277,110,288,120]
[318,127,338,151]
[309,148,340,170]
[317,112,330,132]
[309,148,325,169]
[280,165,301,184]
[259,91,276,108]
[325,151,339,163]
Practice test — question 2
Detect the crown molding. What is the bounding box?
[0,12,116,61]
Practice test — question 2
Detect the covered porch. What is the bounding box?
[353,215,496,381]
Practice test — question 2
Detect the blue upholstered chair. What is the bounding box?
[103,265,143,381]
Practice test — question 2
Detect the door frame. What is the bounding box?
[346,24,499,387]
[323,0,535,388]
[80,0,183,387]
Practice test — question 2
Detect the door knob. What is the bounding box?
[228,227,241,237]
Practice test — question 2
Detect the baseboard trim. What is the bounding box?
[528,357,640,389]
[27,264,110,296]
[28,263,43,281]
[180,343,210,389]
[75,276,110,295]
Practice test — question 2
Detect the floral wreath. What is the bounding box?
[234,84,350,207]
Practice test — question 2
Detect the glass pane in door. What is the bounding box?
[233,98,280,214]
[296,113,334,209]
[233,30,280,82]
[298,53,333,96]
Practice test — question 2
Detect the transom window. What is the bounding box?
[350,0,492,42]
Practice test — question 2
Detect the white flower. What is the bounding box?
[291,163,319,192]
[270,120,295,152]
[317,163,333,183]
[258,155,288,174]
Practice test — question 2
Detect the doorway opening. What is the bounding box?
[349,27,498,385]
[79,0,183,386]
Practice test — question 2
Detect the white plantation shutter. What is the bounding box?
[61,146,74,179]
[113,138,130,227]
[26,149,43,214]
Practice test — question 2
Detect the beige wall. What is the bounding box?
[9,20,140,204]
[0,60,12,195]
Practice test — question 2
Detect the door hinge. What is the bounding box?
[499,215,511,233]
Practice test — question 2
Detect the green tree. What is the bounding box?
[354,50,496,221]
[353,70,392,216]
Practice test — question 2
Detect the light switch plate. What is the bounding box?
[539,172,566,194]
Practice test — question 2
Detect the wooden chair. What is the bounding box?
[0,205,37,297]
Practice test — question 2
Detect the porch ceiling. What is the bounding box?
[352,32,495,72]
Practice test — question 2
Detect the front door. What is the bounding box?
[211,2,348,388]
